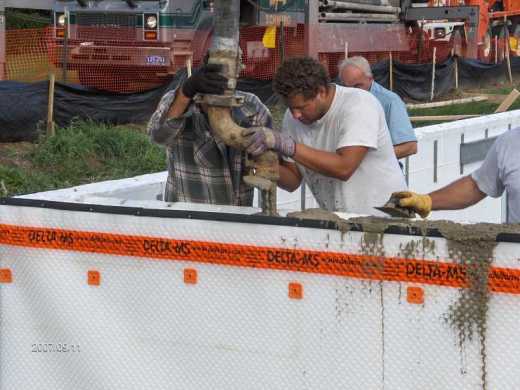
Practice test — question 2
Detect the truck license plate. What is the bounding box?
[146,56,166,65]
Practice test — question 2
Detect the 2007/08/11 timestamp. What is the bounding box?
[32,343,81,353]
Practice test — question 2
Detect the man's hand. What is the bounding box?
[241,127,295,157]
[392,191,432,218]
[181,64,228,98]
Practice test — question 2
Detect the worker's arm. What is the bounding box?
[395,136,506,218]
[278,160,302,192]
[167,88,192,119]
[147,89,184,145]
[242,127,370,184]
[147,64,227,145]
[394,140,417,159]
[393,175,486,218]
[387,98,417,159]
[242,127,369,182]
[292,143,368,181]
[429,175,487,210]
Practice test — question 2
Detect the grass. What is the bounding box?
[0,121,166,197]
[409,86,520,126]
[409,101,500,127]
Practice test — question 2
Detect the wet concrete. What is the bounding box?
[437,223,498,390]
[287,208,351,232]
[286,209,520,238]
[285,209,520,390]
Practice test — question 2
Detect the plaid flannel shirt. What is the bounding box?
[147,88,272,206]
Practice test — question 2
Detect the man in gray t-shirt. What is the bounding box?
[393,128,519,223]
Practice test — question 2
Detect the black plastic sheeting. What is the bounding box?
[372,56,520,101]
[372,57,455,101]
[0,71,184,143]
[2,57,520,142]
[457,57,520,88]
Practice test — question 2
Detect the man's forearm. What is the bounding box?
[278,163,302,192]
[292,143,365,181]
[168,88,192,119]
[394,141,417,159]
[429,176,486,210]
[148,88,189,145]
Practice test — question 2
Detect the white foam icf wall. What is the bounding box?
[0,203,519,389]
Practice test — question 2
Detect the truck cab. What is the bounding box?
[52,0,215,92]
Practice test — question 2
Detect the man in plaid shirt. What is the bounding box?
[147,63,272,206]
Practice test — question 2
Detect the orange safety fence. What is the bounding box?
[5,27,56,83]
[2,24,502,94]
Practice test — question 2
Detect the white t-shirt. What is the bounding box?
[282,85,407,216]
[471,127,520,223]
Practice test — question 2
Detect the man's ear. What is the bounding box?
[317,85,328,98]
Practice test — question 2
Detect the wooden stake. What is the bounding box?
[186,57,192,77]
[430,47,436,101]
[455,55,459,90]
[0,4,5,82]
[505,17,513,85]
[47,73,55,137]
[494,35,498,64]
[279,20,285,64]
[389,51,393,91]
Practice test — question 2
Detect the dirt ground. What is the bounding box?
[0,142,35,171]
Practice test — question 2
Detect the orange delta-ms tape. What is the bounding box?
[1,223,519,294]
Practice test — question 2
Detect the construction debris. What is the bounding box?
[494,88,520,113]
[406,96,488,109]
[410,114,480,122]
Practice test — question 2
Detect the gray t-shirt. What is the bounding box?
[471,128,520,223]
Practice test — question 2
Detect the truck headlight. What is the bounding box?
[57,14,66,27]
[145,15,158,29]
[434,27,446,39]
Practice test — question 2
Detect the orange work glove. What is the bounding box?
[392,191,432,218]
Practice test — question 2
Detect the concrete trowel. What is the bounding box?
[375,193,416,218]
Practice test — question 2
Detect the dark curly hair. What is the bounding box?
[273,57,330,100]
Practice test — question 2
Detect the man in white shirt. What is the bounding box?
[242,57,407,216]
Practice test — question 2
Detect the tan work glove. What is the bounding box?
[393,191,432,218]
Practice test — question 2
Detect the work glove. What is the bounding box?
[392,191,432,218]
[181,64,228,99]
[241,127,296,157]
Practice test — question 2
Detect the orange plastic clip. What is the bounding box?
[87,270,101,286]
[184,268,198,285]
[0,269,12,283]
[288,282,303,300]
[407,286,424,304]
